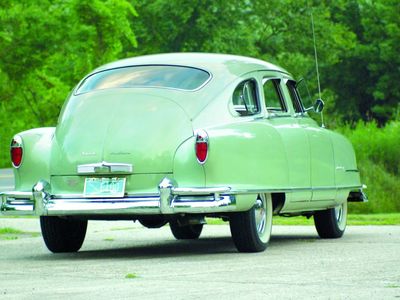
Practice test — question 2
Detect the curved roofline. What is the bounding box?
[92,53,291,77]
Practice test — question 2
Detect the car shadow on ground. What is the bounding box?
[32,234,320,261]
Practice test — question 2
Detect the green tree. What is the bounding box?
[132,0,357,115]
[132,0,259,55]
[0,0,137,166]
[324,0,400,124]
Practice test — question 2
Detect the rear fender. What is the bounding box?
[12,128,55,191]
[173,136,205,188]
[204,123,288,190]
[330,131,361,187]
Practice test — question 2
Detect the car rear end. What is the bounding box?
[1,64,237,218]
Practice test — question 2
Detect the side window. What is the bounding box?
[263,79,287,112]
[286,80,304,113]
[232,80,260,116]
[296,79,313,109]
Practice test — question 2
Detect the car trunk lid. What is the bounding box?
[50,89,193,175]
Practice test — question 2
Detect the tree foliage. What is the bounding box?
[0,0,137,127]
[0,0,137,165]
[325,0,400,124]
[0,0,399,168]
[131,0,399,123]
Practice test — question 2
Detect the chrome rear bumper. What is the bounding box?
[0,178,235,216]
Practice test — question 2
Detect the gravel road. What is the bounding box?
[0,217,399,299]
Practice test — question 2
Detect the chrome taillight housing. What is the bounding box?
[10,135,23,168]
[195,129,209,164]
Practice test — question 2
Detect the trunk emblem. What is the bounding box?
[81,152,97,156]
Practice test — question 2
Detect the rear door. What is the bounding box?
[260,74,312,202]
[285,80,335,201]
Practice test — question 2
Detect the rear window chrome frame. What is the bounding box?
[262,77,289,114]
[231,78,262,117]
[74,64,213,95]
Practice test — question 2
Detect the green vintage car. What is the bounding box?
[1,53,367,253]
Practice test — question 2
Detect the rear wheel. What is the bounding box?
[40,216,87,253]
[314,201,347,238]
[169,220,203,240]
[229,193,273,252]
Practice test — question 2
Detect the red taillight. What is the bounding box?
[10,136,23,168]
[195,130,209,164]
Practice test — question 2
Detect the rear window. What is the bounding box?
[76,65,210,94]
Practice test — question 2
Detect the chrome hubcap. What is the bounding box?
[334,202,348,231]
[335,205,343,223]
[254,196,266,235]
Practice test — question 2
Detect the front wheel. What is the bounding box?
[314,201,348,238]
[229,193,273,253]
[40,216,87,253]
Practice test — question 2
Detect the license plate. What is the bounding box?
[84,177,126,198]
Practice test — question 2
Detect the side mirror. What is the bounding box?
[313,99,324,113]
[305,98,324,113]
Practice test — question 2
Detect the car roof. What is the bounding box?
[92,53,291,77]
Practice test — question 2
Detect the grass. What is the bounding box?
[385,284,400,289]
[0,227,40,240]
[110,226,136,231]
[346,213,400,225]
[271,213,400,225]
[0,227,24,234]
[0,215,37,219]
[206,213,400,226]
[339,121,400,214]
[125,273,138,279]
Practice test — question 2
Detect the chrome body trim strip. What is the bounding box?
[345,169,359,173]
[172,187,231,195]
[228,185,363,194]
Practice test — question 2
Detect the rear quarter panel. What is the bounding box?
[330,131,361,187]
[204,122,289,190]
[173,135,206,187]
[13,128,54,191]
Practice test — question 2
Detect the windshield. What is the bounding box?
[76,65,211,94]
